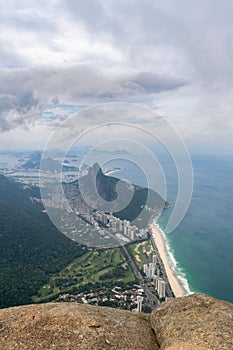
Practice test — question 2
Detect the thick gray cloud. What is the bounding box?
[130,72,187,93]
[0,65,188,131]
[59,0,233,87]
[0,88,42,131]
[1,0,233,85]
[0,0,232,145]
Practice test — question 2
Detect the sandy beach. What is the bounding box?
[150,224,185,298]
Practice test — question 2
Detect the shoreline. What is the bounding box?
[150,223,186,298]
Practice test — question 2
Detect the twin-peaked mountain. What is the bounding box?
[65,163,167,228]
[0,164,168,308]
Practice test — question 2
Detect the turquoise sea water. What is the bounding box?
[106,153,233,303]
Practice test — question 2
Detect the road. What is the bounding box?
[120,244,159,310]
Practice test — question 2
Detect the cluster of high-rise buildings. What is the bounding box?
[143,255,166,299]
[143,254,158,278]
[154,277,166,299]
[86,211,146,241]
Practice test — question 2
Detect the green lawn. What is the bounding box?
[33,248,135,302]
[127,239,154,271]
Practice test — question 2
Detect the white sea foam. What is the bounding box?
[104,168,124,176]
[154,220,193,296]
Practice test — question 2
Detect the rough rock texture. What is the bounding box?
[0,293,232,350]
[0,302,158,350]
[150,293,233,350]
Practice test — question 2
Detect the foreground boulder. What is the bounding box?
[0,293,232,349]
[0,302,158,350]
[150,293,233,350]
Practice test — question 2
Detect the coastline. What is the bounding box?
[150,223,186,298]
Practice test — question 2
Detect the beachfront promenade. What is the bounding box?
[120,221,186,310]
[122,226,181,310]
[150,224,186,298]
[149,231,174,298]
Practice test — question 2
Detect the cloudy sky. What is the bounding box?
[0,0,232,152]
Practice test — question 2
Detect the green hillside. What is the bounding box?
[0,176,86,308]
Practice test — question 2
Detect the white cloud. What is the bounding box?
[0,65,188,131]
[0,0,232,150]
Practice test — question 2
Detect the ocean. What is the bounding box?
[105,153,233,303]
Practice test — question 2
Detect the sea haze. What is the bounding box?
[106,153,233,303]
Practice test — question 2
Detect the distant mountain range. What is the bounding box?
[18,151,77,171]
